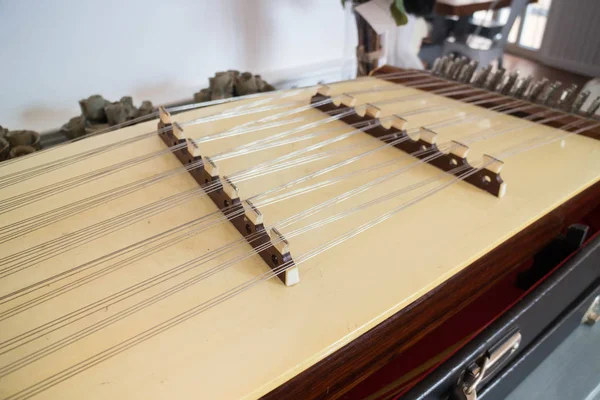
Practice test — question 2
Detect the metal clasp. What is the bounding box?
[583,295,600,325]
[463,356,490,399]
[457,331,521,400]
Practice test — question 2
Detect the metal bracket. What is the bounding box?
[454,331,521,400]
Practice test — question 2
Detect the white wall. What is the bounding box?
[0,0,348,132]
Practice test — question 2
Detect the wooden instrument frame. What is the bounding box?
[4,66,600,400]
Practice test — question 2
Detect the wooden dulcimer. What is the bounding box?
[1,59,599,399]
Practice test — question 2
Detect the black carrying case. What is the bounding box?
[402,229,600,400]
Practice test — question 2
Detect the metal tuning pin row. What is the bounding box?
[429,56,600,117]
[431,55,478,83]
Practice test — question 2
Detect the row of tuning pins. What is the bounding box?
[430,55,600,117]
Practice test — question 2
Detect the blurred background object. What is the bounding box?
[0,0,598,148]
[347,0,433,75]
[0,0,349,133]
[440,0,529,68]
[193,70,275,102]
[0,128,41,160]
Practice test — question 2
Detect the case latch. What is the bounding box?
[452,331,522,400]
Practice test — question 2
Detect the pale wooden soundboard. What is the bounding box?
[1,77,600,399]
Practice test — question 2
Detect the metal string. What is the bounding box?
[0,83,584,312]
[0,108,504,324]
[0,141,189,215]
[0,160,205,243]
[0,99,564,290]
[0,89,315,187]
[0,108,351,241]
[0,161,474,380]
[1,90,576,276]
[0,71,529,192]
[0,86,313,171]
[0,104,571,351]
[0,118,409,282]
[3,117,597,396]
[0,133,421,354]
[23,118,592,395]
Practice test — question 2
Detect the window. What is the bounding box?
[507,0,552,50]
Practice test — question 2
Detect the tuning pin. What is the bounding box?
[587,96,600,117]
[444,60,458,79]
[465,60,479,83]
[456,58,475,80]
[435,56,449,77]
[485,68,505,91]
[509,76,532,99]
[441,57,455,78]
[437,55,452,78]
[448,59,460,80]
[501,71,519,95]
[445,57,466,80]
[522,79,539,100]
[451,57,469,81]
[473,65,492,87]
[483,69,496,90]
[431,57,443,75]
[538,81,562,105]
[528,78,549,102]
[549,82,566,107]
[571,90,590,113]
[508,77,523,97]
[457,60,477,83]
[456,63,469,82]
[492,69,507,91]
[556,84,578,111]
[517,76,533,98]
[496,74,510,93]
[494,69,507,91]
[543,82,561,107]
